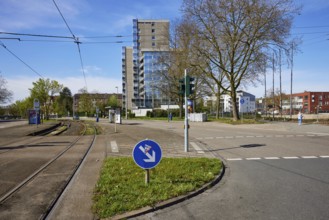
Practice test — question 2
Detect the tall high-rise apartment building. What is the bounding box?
[122,19,170,110]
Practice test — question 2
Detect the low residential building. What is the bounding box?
[282,91,329,114]
[205,91,256,113]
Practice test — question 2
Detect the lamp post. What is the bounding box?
[115,86,118,106]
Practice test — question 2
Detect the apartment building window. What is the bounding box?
[152,29,155,33]
[152,42,156,47]
[304,95,308,100]
[152,35,156,40]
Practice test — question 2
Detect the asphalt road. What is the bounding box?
[127,120,329,220]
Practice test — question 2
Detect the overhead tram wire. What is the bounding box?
[52,0,88,90]
[0,41,45,79]
[0,32,74,39]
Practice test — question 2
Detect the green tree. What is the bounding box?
[8,98,32,118]
[78,87,93,116]
[56,87,73,116]
[181,0,300,121]
[107,95,119,108]
[29,78,63,119]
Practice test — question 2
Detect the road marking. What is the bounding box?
[283,156,299,159]
[196,133,329,140]
[308,132,329,136]
[301,156,318,159]
[226,156,329,161]
[190,142,205,154]
[227,158,242,161]
[264,157,280,160]
[110,141,119,153]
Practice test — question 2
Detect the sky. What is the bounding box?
[0,0,328,105]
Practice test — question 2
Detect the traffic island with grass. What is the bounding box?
[92,157,222,219]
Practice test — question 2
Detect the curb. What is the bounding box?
[110,160,226,220]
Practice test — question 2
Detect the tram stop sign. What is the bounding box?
[132,139,162,169]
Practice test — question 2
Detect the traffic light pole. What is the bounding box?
[184,69,189,152]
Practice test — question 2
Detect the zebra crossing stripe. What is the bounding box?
[190,142,205,154]
[110,141,119,153]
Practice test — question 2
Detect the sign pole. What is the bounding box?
[145,169,150,185]
[184,69,189,152]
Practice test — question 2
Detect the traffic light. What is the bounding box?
[179,78,185,96]
[185,76,195,96]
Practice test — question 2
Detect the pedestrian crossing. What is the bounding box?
[226,155,329,161]
[196,133,329,140]
[107,140,207,154]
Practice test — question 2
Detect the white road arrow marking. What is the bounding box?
[139,145,156,162]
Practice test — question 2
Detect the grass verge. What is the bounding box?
[92,157,222,218]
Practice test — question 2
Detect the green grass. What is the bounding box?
[92,157,222,218]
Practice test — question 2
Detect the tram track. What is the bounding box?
[0,122,97,219]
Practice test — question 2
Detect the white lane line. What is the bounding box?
[256,136,264,138]
[246,157,261,160]
[320,156,329,158]
[309,132,329,136]
[236,136,244,138]
[110,141,119,153]
[264,157,280,160]
[190,142,205,154]
[205,137,214,140]
[225,136,234,139]
[275,135,284,138]
[283,156,299,159]
[301,156,318,159]
[216,137,224,139]
[227,158,243,161]
[296,135,305,137]
[286,135,294,138]
[246,136,254,138]
[196,137,203,140]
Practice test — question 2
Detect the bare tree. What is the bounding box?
[181,0,300,121]
[0,74,13,104]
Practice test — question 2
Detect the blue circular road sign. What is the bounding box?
[240,98,245,105]
[132,139,162,169]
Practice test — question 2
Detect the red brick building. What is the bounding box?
[283,91,329,114]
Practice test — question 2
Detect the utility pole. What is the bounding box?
[279,49,282,118]
[184,69,189,152]
[290,42,294,119]
[272,51,275,121]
